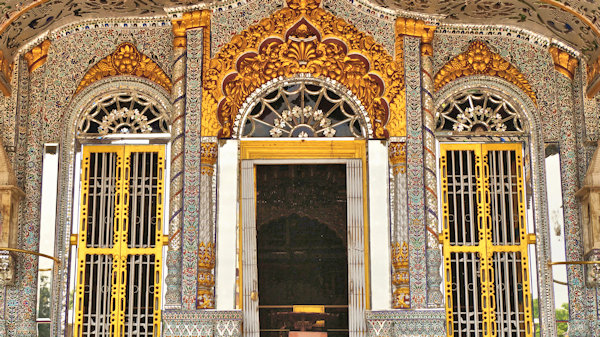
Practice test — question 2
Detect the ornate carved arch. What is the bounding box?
[434,41,537,105]
[201,0,405,139]
[75,42,172,95]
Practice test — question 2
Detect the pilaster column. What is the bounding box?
[389,142,409,308]
[165,10,214,310]
[419,24,442,308]
[7,39,50,337]
[164,16,188,309]
[396,17,439,308]
[197,141,216,309]
[550,45,592,336]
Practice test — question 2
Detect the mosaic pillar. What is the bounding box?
[389,142,409,309]
[550,46,593,336]
[197,141,217,309]
[180,27,205,309]
[165,17,188,309]
[419,27,442,308]
[5,40,51,337]
[403,35,427,308]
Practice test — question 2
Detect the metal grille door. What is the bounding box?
[440,143,533,337]
[74,145,166,337]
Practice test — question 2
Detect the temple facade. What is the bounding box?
[0,0,599,336]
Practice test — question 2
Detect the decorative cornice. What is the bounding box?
[549,45,578,81]
[0,51,12,96]
[75,42,172,95]
[586,54,600,98]
[395,17,435,56]
[172,10,211,48]
[23,39,50,73]
[434,40,537,105]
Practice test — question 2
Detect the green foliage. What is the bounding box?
[556,303,569,337]
[37,275,51,337]
[532,299,569,337]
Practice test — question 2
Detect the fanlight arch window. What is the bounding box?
[71,87,170,337]
[76,91,170,138]
[236,77,370,138]
[436,90,526,135]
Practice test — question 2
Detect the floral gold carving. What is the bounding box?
[389,142,406,175]
[0,51,12,96]
[198,242,216,269]
[391,241,409,309]
[75,42,172,95]
[549,46,578,81]
[434,41,537,105]
[197,289,214,309]
[23,39,50,73]
[202,0,405,138]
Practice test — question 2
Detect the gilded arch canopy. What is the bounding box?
[434,41,537,105]
[75,42,172,95]
[201,0,405,139]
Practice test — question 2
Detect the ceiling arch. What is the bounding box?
[0,0,599,63]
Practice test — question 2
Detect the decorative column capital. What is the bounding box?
[23,39,50,73]
[395,17,436,56]
[201,142,218,176]
[389,142,406,175]
[549,45,578,80]
[0,51,12,96]
[172,10,211,49]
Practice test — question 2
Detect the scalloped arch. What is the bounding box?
[201,0,405,139]
[75,42,172,95]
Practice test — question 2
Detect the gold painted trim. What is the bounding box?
[74,42,172,95]
[240,140,366,160]
[0,247,60,264]
[239,139,371,310]
[548,260,600,266]
[23,39,50,73]
[549,46,578,80]
[434,41,537,105]
[0,50,12,96]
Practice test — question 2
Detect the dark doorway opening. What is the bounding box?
[256,164,349,337]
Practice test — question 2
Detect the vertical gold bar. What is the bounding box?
[112,146,126,337]
[74,149,91,337]
[153,146,166,337]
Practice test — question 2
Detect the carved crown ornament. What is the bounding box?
[434,41,537,105]
[201,0,406,139]
[24,40,51,73]
[549,46,578,81]
[75,42,172,95]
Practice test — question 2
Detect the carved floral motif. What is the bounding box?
[201,0,405,139]
[75,42,172,95]
[434,41,537,105]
